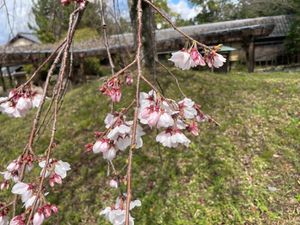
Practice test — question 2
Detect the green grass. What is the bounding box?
[0,70,300,224]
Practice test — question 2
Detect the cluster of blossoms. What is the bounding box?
[87,113,145,161]
[0,86,43,118]
[100,73,133,103]
[32,204,58,225]
[38,159,71,187]
[169,45,226,70]
[0,154,34,190]
[139,90,209,148]
[100,196,141,225]
[0,158,70,225]
[12,182,39,209]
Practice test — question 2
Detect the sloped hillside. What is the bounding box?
[0,70,299,225]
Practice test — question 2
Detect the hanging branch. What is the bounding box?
[143,0,211,51]
[99,0,115,74]
[0,0,227,224]
[125,0,143,224]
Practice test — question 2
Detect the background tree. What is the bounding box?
[30,0,102,43]
[128,0,157,76]
[286,0,300,53]
[235,0,294,18]
[190,0,238,23]
[190,0,295,23]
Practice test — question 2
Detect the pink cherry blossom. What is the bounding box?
[109,179,118,189]
[49,174,62,187]
[0,180,9,190]
[206,51,226,68]
[100,197,141,225]
[33,211,44,225]
[43,205,52,218]
[187,121,199,136]
[0,215,8,225]
[157,112,174,128]
[178,98,197,119]
[0,86,44,118]
[169,50,196,70]
[100,78,122,103]
[93,139,110,153]
[39,159,71,179]
[190,48,206,66]
[102,147,117,161]
[11,182,34,203]
[125,75,133,86]
[10,214,25,225]
[110,88,122,103]
[156,127,190,148]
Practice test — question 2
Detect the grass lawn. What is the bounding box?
[0,69,299,224]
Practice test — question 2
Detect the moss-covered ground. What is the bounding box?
[0,70,299,224]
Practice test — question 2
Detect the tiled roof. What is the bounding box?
[8,32,40,44]
[0,15,292,66]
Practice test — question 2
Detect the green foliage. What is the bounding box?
[286,1,300,53]
[83,57,103,76]
[0,70,300,224]
[189,0,295,23]
[235,0,294,19]
[72,27,99,42]
[31,0,101,43]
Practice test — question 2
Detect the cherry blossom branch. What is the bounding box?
[100,0,115,74]
[155,59,187,98]
[143,0,211,51]
[111,58,137,79]
[25,5,86,223]
[125,0,143,224]
[0,41,67,105]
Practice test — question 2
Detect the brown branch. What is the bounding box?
[111,58,137,79]
[100,0,115,74]
[143,0,211,51]
[0,40,67,105]
[125,0,143,224]
[155,59,187,98]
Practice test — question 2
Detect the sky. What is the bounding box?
[0,0,201,45]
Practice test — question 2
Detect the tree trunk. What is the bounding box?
[129,0,157,77]
[6,66,14,87]
[243,37,255,73]
[0,66,6,92]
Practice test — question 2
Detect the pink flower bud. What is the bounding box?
[93,139,110,154]
[50,205,59,214]
[49,174,62,187]
[147,111,160,127]
[7,160,19,171]
[110,88,122,103]
[109,179,118,188]
[187,121,199,136]
[125,75,133,86]
[43,205,52,218]
[0,181,9,190]
[33,211,44,225]
[85,143,93,153]
[190,48,206,66]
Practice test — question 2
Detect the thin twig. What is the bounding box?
[125,0,143,224]
[143,0,211,51]
[155,59,187,98]
[100,0,115,74]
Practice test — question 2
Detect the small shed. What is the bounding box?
[7,33,40,47]
[214,45,236,73]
